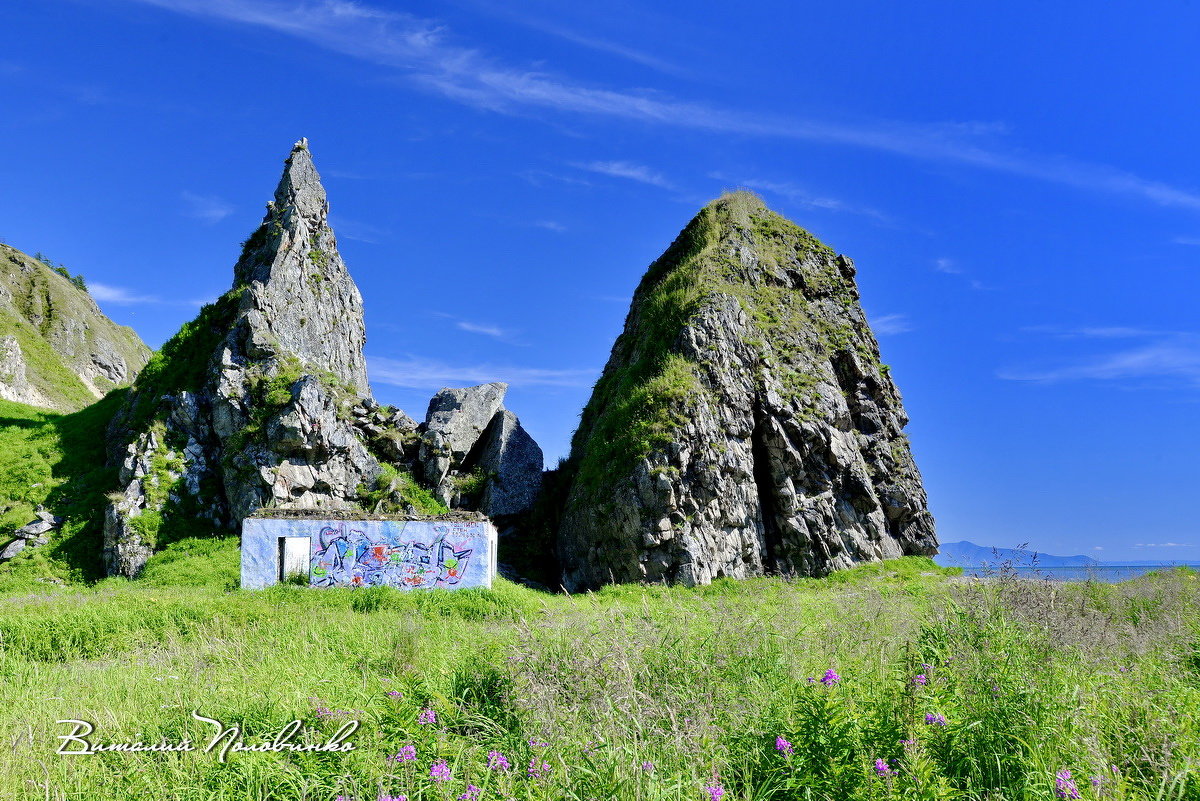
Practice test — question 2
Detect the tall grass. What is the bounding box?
[1,559,1197,800]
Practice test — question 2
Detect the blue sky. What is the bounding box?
[3,0,1199,561]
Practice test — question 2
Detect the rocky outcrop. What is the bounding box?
[477,410,543,518]
[415,382,543,517]
[101,139,399,577]
[0,507,63,562]
[555,191,936,590]
[0,243,151,410]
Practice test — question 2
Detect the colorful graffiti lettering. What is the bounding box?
[309,522,478,589]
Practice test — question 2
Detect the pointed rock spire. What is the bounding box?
[101,141,392,577]
[229,138,369,396]
[554,191,936,590]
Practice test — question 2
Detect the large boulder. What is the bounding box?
[414,382,543,516]
[478,410,543,518]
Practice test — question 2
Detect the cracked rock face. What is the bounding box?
[415,382,543,516]
[555,191,936,590]
[101,140,390,577]
[477,410,543,519]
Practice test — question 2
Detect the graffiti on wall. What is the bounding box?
[309,521,482,589]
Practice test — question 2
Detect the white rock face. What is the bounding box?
[0,334,51,407]
[416,383,543,516]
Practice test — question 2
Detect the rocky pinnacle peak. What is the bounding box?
[229,141,370,395]
[274,139,326,222]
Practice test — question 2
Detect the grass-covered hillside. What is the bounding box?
[0,395,128,583]
[0,243,150,410]
[1,559,1197,801]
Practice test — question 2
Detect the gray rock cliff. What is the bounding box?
[102,140,394,577]
[555,191,936,590]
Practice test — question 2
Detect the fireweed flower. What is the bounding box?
[458,786,481,801]
[704,785,726,801]
[378,796,408,801]
[387,744,417,763]
[528,758,551,779]
[1090,776,1103,788]
[529,738,549,748]
[641,761,655,772]
[874,758,897,778]
[912,674,928,686]
[385,690,403,698]
[900,739,917,747]
[487,750,510,771]
[417,708,437,725]
[820,669,841,686]
[430,760,451,782]
[775,736,794,756]
[924,713,947,727]
[1055,769,1081,799]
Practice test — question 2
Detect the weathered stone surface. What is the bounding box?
[418,382,508,503]
[0,334,48,408]
[101,140,405,577]
[422,383,508,463]
[15,519,53,538]
[0,245,151,410]
[0,538,26,560]
[0,508,66,562]
[556,191,936,590]
[478,410,543,518]
[408,382,545,516]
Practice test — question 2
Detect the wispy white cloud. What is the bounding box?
[532,219,567,232]
[122,0,1200,212]
[480,7,687,76]
[1134,542,1194,548]
[709,174,890,222]
[933,258,961,274]
[429,312,522,343]
[90,281,217,308]
[871,313,913,335]
[89,282,161,305]
[330,215,387,244]
[999,330,1200,386]
[368,355,597,389]
[573,160,674,189]
[456,321,508,338]
[1173,236,1200,245]
[1021,325,1174,340]
[180,190,234,223]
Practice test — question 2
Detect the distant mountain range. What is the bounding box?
[934,541,1200,568]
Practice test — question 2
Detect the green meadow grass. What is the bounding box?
[1,554,1197,801]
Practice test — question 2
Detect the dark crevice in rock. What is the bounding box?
[750,397,782,573]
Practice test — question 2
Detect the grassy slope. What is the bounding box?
[0,243,150,410]
[0,394,127,584]
[0,559,1196,801]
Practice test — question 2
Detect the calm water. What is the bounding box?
[953,564,1200,583]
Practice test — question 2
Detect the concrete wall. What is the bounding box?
[241,517,497,590]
